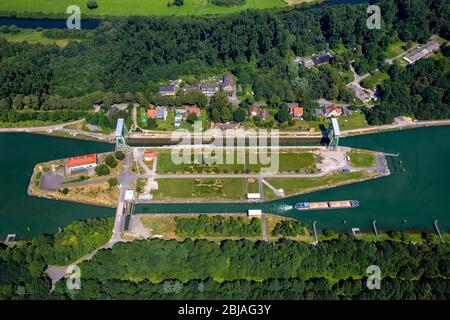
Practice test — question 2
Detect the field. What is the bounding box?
[0,29,69,47]
[155,150,317,174]
[152,178,246,200]
[0,0,304,17]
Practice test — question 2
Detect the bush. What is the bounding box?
[59,188,69,195]
[95,164,110,176]
[105,154,118,168]
[87,1,98,9]
[114,151,125,160]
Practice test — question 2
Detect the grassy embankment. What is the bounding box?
[348,150,376,168]
[0,0,314,17]
[0,29,70,47]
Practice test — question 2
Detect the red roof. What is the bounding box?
[144,152,155,160]
[290,107,304,117]
[325,104,342,116]
[186,106,201,117]
[147,109,157,119]
[66,154,97,168]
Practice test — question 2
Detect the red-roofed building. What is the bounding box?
[144,152,155,162]
[147,109,157,119]
[186,106,201,117]
[66,154,97,174]
[324,104,343,117]
[288,104,304,119]
[249,106,259,116]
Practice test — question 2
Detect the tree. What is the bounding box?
[186,112,198,124]
[114,151,125,160]
[108,178,118,188]
[95,164,110,176]
[233,108,247,122]
[104,154,118,168]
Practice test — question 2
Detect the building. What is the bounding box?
[144,152,155,162]
[288,104,304,119]
[183,83,218,97]
[159,85,177,96]
[403,40,440,64]
[155,106,168,120]
[347,83,370,102]
[147,109,157,119]
[221,73,235,94]
[302,52,333,68]
[249,106,259,117]
[247,209,262,217]
[324,104,343,117]
[259,109,269,120]
[186,106,201,117]
[66,154,97,174]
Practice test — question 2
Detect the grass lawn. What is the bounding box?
[246,178,259,193]
[0,29,69,47]
[0,0,293,17]
[152,178,245,200]
[156,150,317,174]
[293,112,369,132]
[383,40,409,59]
[266,171,370,196]
[140,215,177,238]
[348,150,376,168]
[360,71,389,90]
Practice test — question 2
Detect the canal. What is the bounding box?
[0,126,449,238]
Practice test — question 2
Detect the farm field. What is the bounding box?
[0,0,314,17]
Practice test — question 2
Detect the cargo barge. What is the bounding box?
[295,200,359,211]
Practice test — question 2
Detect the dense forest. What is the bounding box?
[0,0,448,125]
[1,218,450,300]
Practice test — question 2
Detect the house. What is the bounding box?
[347,83,370,102]
[249,106,259,117]
[302,52,333,68]
[259,109,269,120]
[186,106,201,117]
[147,109,157,119]
[324,104,343,117]
[66,154,97,174]
[183,83,218,97]
[288,103,304,119]
[159,85,177,96]
[221,73,235,94]
[155,106,168,120]
[403,40,440,64]
[144,152,155,162]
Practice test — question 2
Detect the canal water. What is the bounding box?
[0,134,114,239]
[0,126,449,238]
[0,17,101,29]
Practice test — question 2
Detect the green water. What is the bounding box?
[0,133,114,238]
[0,126,449,238]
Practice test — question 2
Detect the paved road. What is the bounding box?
[261,213,267,241]
[111,150,134,242]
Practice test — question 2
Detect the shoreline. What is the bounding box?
[2,119,449,144]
